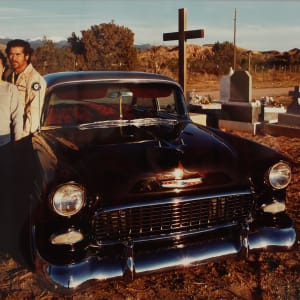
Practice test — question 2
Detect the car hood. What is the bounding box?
[33,121,247,204]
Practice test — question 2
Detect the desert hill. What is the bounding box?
[0,38,298,60]
[137,43,300,64]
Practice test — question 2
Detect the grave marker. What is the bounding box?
[229,71,252,102]
[220,67,234,102]
[287,86,300,114]
[220,70,259,128]
[277,86,300,128]
[262,86,300,137]
[163,8,204,98]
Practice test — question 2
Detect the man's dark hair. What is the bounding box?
[0,51,7,67]
[5,39,33,63]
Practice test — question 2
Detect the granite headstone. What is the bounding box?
[221,70,259,123]
[230,70,252,102]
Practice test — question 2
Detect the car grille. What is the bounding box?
[93,192,254,244]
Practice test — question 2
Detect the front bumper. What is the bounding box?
[37,225,296,290]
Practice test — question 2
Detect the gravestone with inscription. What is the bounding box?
[230,70,252,102]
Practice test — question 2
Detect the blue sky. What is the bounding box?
[0,0,299,51]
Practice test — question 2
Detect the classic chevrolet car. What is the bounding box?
[24,71,295,291]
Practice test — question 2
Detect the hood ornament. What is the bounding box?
[160,161,203,189]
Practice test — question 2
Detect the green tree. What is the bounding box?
[32,37,76,74]
[68,21,137,71]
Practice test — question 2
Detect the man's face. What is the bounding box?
[8,46,29,74]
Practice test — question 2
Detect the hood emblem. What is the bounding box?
[161,177,203,188]
[160,161,203,189]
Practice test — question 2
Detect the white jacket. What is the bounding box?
[12,63,46,136]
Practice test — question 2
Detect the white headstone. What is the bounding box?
[220,67,233,102]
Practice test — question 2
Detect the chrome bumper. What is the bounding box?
[41,226,296,289]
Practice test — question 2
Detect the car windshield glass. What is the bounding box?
[43,82,184,127]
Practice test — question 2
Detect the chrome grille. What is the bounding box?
[94,193,254,243]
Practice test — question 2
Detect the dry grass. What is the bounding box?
[187,71,300,91]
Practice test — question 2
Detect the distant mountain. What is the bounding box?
[0,38,10,45]
[288,48,300,56]
[0,38,68,49]
[0,39,156,50]
[135,44,153,50]
[29,39,69,49]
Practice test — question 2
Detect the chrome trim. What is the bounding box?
[78,118,178,130]
[45,75,183,92]
[161,177,203,188]
[265,160,292,190]
[93,191,254,245]
[92,223,237,246]
[123,241,135,281]
[39,226,296,289]
[102,189,253,213]
[240,223,250,258]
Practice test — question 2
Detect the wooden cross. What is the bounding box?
[163,8,204,99]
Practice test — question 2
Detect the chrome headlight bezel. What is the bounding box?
[50,182,86,217]
[265,161,292,190]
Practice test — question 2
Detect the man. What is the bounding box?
[4,40,46,265]
[5,39,46,136]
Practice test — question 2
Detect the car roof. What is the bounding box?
[44,71,182,90]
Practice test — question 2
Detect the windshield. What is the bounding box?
[42,82,186,127]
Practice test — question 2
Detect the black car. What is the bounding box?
[20,71,296,292]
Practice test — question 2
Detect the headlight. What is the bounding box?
[266,161,291,189]
[51,183,86,216]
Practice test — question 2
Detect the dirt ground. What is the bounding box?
[187,71,300,107]
[0,133,299,300]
